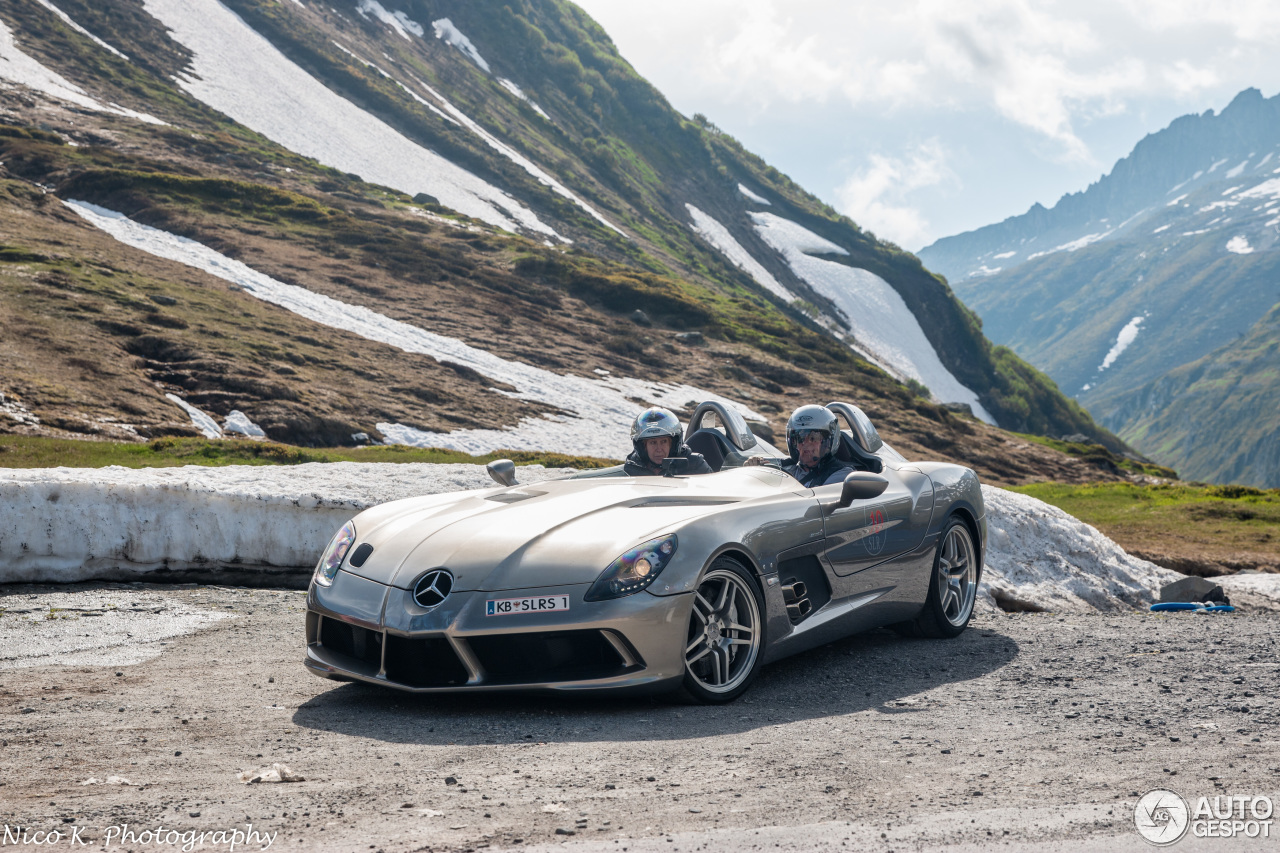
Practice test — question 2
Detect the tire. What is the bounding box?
[673,557,766,704]
[895,517,978,639]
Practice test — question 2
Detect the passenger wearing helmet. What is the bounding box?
[623,407,714,477]
[747,405,854,488]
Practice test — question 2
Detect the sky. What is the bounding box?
[573,0,1280,251]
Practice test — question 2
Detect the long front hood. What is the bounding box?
[338,469,788,592]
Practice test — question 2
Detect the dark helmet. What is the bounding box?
[630,407,683,457]
[786,405,840,466]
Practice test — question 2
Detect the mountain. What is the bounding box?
[920,88,1280,486]
[0,0,1122,482]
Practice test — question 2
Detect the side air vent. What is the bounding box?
[348,543,373,568]
[777,555,832,624]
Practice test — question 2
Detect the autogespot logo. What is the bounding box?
[1135,789,1190,846]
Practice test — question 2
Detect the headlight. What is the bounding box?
[585,534,678,601]
[313,520,356,587]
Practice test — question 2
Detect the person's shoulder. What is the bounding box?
[821,465,857,486]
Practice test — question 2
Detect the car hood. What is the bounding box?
[339,468,795,592]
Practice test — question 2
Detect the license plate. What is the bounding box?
[485,595,570,616]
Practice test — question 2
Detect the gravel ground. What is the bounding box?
[1,583,1277,852]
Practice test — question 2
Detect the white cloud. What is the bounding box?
[578,0,1279,160]
[834,139,956,248]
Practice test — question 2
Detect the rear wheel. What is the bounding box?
[676,557,765,704]
[895,517,978,639]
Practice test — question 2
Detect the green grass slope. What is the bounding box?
[1103,301,1280,487]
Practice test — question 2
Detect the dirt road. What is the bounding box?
[1,583,1277,852]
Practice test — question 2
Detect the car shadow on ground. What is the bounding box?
[291,625,1019,744]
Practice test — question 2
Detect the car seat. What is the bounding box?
[684,429,728,472]
[834,431,883,474]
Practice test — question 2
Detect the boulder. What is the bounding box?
[1159,576,1229,604]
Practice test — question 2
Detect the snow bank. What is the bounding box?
[979,486,1179,612]
[0,469,1197,614]
[0,463,573,584]
[0,17,161,124]
[686,204,794,302]
[64,201,759,459]
[431,18,489,71]
[749,212,996,424]
[139,0,555,237]
[1217,573,1280,609]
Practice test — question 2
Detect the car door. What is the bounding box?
[819,465,934,578]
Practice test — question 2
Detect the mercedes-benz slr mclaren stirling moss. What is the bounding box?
[304,402,986,703]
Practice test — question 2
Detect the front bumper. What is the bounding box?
[304,569,689,694]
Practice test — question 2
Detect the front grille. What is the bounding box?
[384,635,470,688]
[319,618,382,670]
[468,630,628,684]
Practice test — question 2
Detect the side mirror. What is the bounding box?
[661,457,690,477]
[486,459,517,487]
[837,472,888,508]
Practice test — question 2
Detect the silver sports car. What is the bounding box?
[304,402,986,703]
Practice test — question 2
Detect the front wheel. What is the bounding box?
[895,517,978,639]
[676,557,765,704]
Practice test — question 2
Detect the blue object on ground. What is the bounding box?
[1150,602,1234,613]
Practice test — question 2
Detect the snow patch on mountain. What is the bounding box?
[1026,229,1112,261]
[685,204,794,302]
[497,78,550,119]
[1225,235,1254,254]
[165,394,221,439]
[401,74,623,236]
[0,17,162,124]
[738,184,770,205]
[31,0,129,60]
[65,201,760,460]
[1098,315,1145,372]
[749,212,996,425]
[1238,178,1280,201]
[431,17,489,71]
[967,265,1003,278]
[139,0,556,238]
[223,411,266,439]
[0,392,39,426]
[356,0,422,40]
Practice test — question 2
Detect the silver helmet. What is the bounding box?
[630,407,683,456]
[786,405,840,466]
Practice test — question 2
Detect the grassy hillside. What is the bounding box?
[1101,302,1280,487]
[0,0,1123,479]
[1015,481,1280,576]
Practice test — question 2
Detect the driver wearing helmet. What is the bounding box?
[623,407,714,477]
[747,405,854,488]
